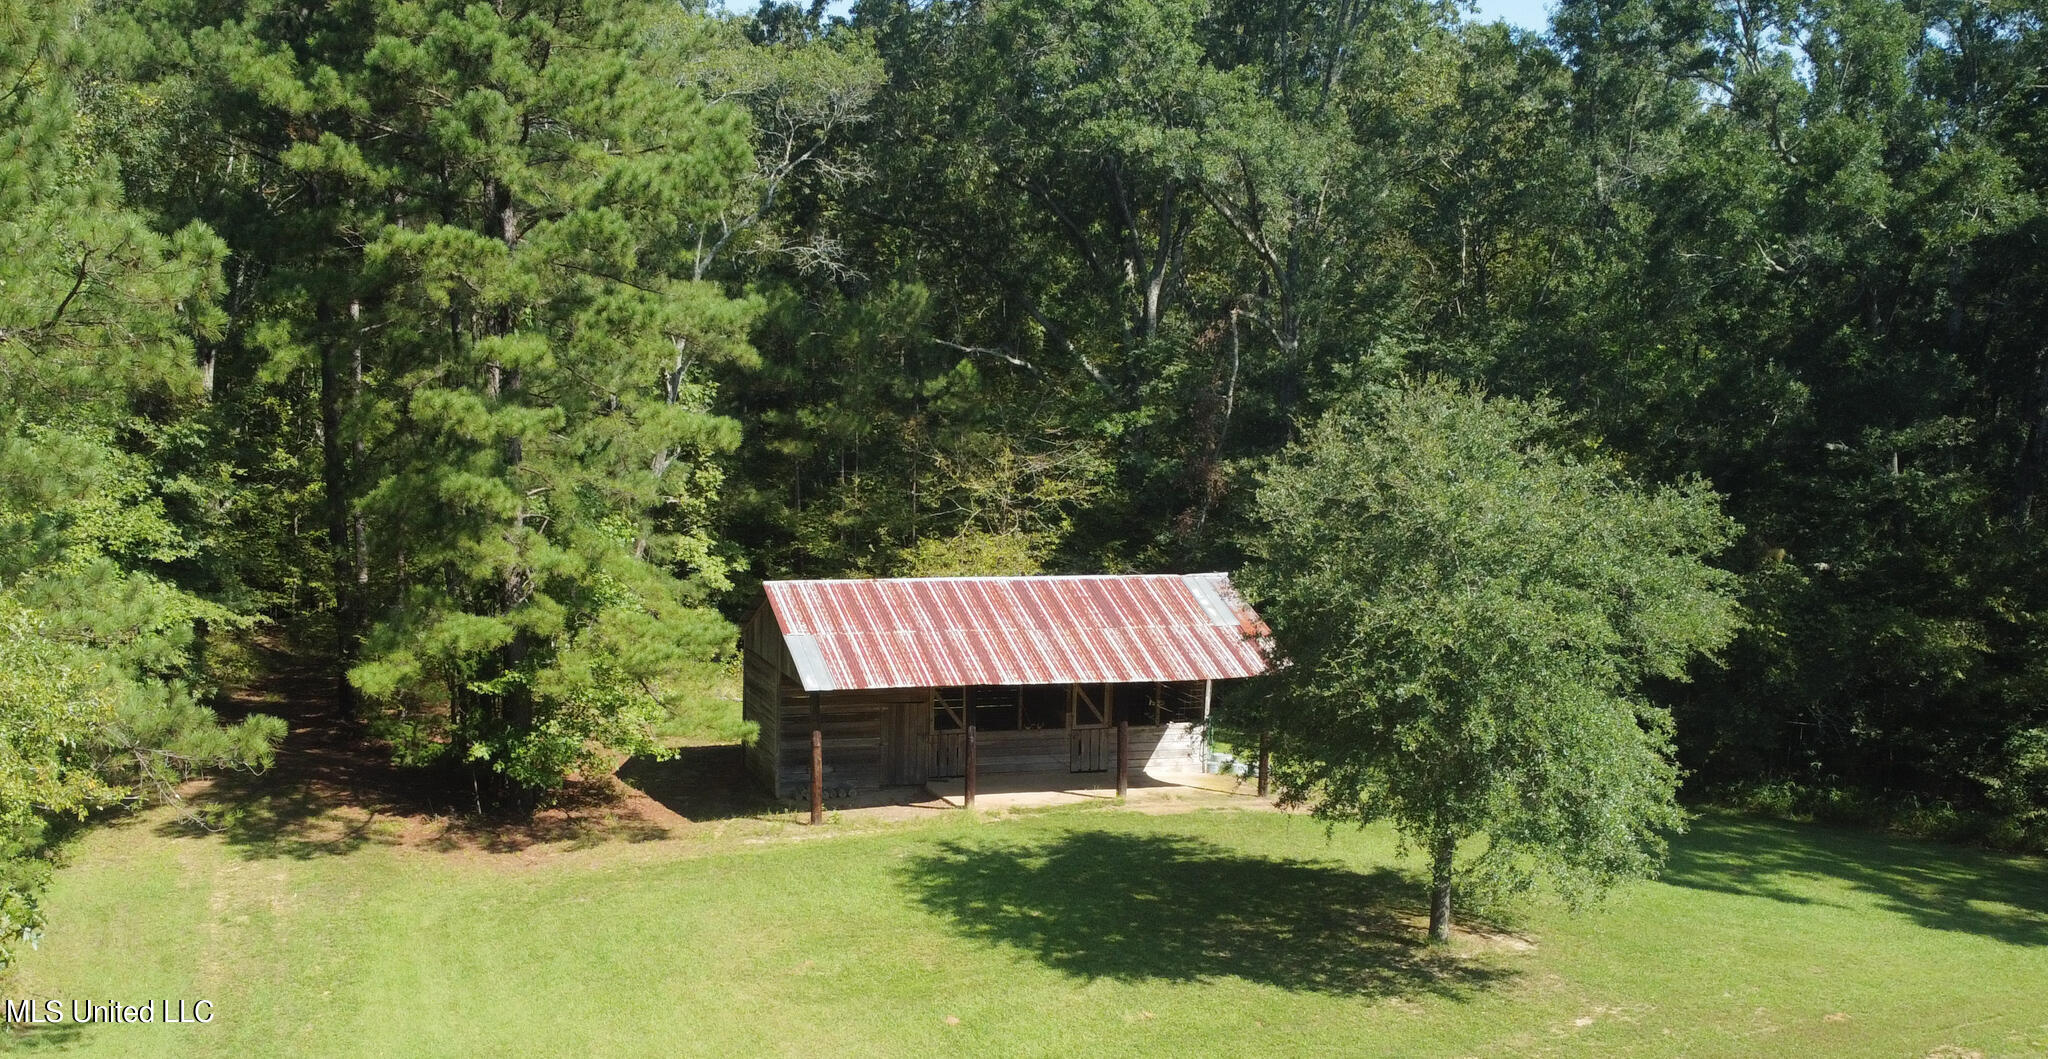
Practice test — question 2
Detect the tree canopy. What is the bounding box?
[122,0,761,804]
[1244,381,1741,939]
[5,0,2048,957]
[0,0,282,966]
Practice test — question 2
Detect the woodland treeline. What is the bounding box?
[3,0,2047,948]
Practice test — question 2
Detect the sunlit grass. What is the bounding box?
[8,801,2046,1057]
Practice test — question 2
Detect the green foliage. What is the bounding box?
[1981,727,2048,848]
[1711,776,2048,854]
[1242,380,1742,930]
[10,0,2045,885]
[694,0,2048,841]
[0,0,280,967]
[723,0,2048,841]
[0,604,124,958]
[123,0,766,804]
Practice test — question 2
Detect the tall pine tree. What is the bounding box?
[133,0,758,806]
[0,0,282,964]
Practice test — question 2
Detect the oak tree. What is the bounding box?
[1245,380,1741,941]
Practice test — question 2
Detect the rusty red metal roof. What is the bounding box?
[760,573,1271,692]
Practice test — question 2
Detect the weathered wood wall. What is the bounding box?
[1129,722,1207,773]
[746,626,1216,797]
[741,606,797,797]
[798,712,1208,787]
[1070,727,1113,772]
[774,688,929,796]
[928,728,1069,776]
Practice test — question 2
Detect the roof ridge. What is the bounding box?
[760,572,1229,586]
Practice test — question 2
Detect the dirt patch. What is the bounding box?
[1458,926,1538,953]
[176,641,788,865]
[178,640,1293,865]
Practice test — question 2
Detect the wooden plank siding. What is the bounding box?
[741,606,799,797]
[886,704,928,785]
[774,688,929,796]
[781,704,1208,792]
[1071,727,1113,772]
[1126,722,1206,772]
[748,607,1216,798]
[928,728,1070,776]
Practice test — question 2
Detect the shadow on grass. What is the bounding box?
[405,782,675,854]
[2,1022,86,1051]
[167,746,687,859]
[153,646,425,860]
[158,782,400,861]
[1664,813,2048,947]
[615,745,780,822]
[160,641,689,859]
[899,829,1515,999]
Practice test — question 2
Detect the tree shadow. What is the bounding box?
[153,646,425,860]
[615,745,781,822]
[2,1021,86,1051]
[898,828,1517,999]
[157,779,403,861]
[405,779,676,854]
[1662,812,2048,947]
[160,641,682,859]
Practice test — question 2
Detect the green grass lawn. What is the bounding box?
[7,796,2046,1057]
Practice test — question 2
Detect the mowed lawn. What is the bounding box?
[9,797,2047,1058]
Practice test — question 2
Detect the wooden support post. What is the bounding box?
[964,724,978,809]
[809,692,823,825]
[1116,719,1130,799]
[1257,730,1270,797]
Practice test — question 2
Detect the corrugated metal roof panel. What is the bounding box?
[761,574,1271,692]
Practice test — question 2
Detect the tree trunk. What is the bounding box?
[477,176,538,812]
[1256,730,1269,797]
[349,305,369,634]
[490,354,538,813]
[2009,347,2048,530]
[1428,833,1456,944]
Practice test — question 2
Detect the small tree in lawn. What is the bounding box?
[1245,379,1741,943]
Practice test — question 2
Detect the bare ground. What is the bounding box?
[176,640,1286,869]
[181,643,781,865]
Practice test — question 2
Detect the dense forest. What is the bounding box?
[4,0,2046,956]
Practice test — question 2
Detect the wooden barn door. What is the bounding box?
[887,704,930,785]
[1069,684,1111,772]
[929,688,966,778]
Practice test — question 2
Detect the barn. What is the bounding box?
[740,573,1271,813]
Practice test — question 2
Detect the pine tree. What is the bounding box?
[134,0,761,806]
[0,0,282,965]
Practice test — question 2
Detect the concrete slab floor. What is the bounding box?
[920,769,1268,810]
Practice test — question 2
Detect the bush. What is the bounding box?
[1705,780,2047,854]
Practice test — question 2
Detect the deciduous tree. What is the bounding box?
[1244,380,1740,940]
